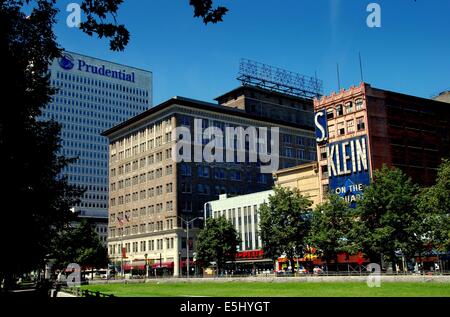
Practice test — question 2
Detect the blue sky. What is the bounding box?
[53,0,450,105]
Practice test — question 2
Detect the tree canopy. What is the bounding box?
[195,217,240,274]
[353,165,421,268]
[52,220,108,270]
[259,187,312,272]
[309,194,357,269]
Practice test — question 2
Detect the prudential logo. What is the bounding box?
[59,53,75,70]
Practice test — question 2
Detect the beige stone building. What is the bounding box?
[102,88,317,276]
[273,162,321,207]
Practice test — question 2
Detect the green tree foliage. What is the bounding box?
[259,187,312,272]
[418,159,450,253]
[354,165,421,268]
[190,0,228,24]
[52,220,108,270]
[196,217,240,274]
[309,194,357,269]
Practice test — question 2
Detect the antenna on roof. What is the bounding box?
[359,52,365,83]
[336,63,341,91]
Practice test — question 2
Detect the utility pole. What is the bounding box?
[178,216,203,278]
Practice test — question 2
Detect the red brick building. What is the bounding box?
[314,82,450,201]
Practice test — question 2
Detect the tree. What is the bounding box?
[354,165,421,270]
[309,194,357,271]
[259,187,312,273]
[190,0,229,24]
[417,159,450,255]
[196,217,240,275]
[0,0,227,287]
[52,220,108,272]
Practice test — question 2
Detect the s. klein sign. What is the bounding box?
[315,110,370,205]
[58,53,136,83]
[327,136,371,204]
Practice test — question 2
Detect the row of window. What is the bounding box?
[327,117,366,138]
[282,147,317,160]
[110,218,175,237]
[55,72,150,98]
[111,119,173,151]
[46,101,141,123]
[109,237,175,255]
[112,147,172,170]
[111,166,173,191]
[110,189,174,206]
[326,99,364,119]
[282,135,316,147]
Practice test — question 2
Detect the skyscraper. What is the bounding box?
[40,51,152,242]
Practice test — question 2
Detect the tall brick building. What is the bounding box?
[314,82,450,203]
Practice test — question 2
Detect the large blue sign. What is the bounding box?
[314,110,328,144]
[327,135,371,205]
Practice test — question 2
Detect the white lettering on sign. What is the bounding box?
[315,111,327,143]
[328,137,368,177]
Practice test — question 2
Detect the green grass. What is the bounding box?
[81,281,450,297]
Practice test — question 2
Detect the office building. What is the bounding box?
[40,51,152,243]
[102,86,317,276]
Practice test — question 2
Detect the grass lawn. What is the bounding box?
[81,281,450,297]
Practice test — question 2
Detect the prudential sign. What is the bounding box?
[58,53,136,83]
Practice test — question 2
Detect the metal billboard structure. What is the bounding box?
[237,58,323,99]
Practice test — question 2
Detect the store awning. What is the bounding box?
[152,262,174,269]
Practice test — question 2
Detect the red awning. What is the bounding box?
[180,260,195,267]
[123,264,145,270]
[152,262,174,269]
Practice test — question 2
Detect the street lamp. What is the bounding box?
[178,216,203,278]
[144,253,148,279]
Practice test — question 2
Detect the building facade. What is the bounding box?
[273,162,321,207]
[102,88,317,276]
[205,191,274,272]
[314,82,450,203]
[40,51,152,242]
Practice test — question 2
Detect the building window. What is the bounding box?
[282,135,292,144]
[336,105,344,116]
[326,109,334,120]
[198,166,209,178]
[357,117,365,131]
[320,147,327,160]
[230,170,241,181]
[347,119,355,133]
[345,101,354,114]
[321,165,329,179]
[356,99,364,110]
[338,122,345,136]
[181,183,192,193]
[180,164,192,176]
[328,125,335,138]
